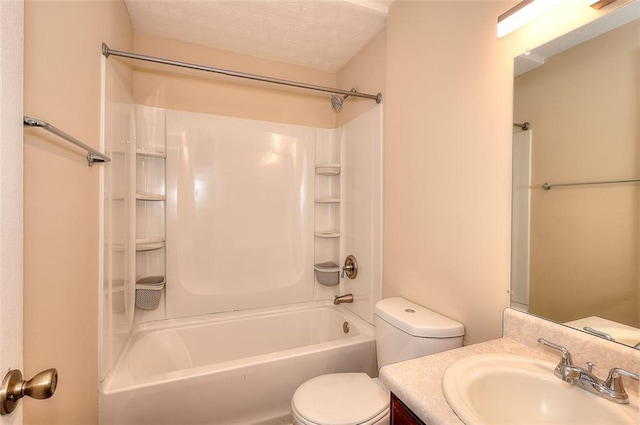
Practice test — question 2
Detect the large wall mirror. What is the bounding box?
[511,2,640,349]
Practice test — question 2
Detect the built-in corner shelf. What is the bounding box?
[314,158,340,282]
[136,149,167,159]
[315,164,341,176]
[111,241,125,252]
[315,230,340,239]
[136,191,166,201]
[315,197,340,204]
[135,141,167,311]
[135,236,165,252]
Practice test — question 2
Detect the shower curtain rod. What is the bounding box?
[102,43,383,103]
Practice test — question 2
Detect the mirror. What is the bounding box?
[510,3,640,348]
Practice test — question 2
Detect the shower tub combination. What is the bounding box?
[100,96,383,423]
[100,302,377,424]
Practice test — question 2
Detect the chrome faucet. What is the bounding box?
[538,338,640,404]
[334,294,354,305]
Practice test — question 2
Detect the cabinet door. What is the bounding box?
[390,393,427,425]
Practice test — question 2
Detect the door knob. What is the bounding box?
[0,368,58,415]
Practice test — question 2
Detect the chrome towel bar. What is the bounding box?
[542,178,640,190]
[23,116,110,166]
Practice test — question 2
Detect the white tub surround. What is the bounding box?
[100,302,376,424]
[101,103,383,370]
[379,308,640,425]
[164,110,316,317]
[117,105,385,323]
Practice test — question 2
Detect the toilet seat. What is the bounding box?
[291,373,389,425]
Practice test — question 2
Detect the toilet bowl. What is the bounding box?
[291,297,464,425]
[291,373,390,425]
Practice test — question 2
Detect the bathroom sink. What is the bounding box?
[442,354,639,425]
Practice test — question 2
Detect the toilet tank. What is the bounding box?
[374,297,464,369]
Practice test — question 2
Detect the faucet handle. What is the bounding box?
[341,255,358,279]
[538,338,576,379]
[538,338,574,364]
[603,368,640,403]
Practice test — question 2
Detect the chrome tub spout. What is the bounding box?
[334,294,354,305]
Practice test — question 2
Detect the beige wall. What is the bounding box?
[23,1,132,424]
[336,28,386,128]
[133,34,337,129]
[384,1,514,345]
[514,20,639,326]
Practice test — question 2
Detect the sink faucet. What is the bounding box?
[538,338,640,404]
[334,294,354,305]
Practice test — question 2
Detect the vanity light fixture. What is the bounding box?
[497,0,563,38]
[589,0,617,9]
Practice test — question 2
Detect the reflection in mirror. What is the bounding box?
[510,3,640,349]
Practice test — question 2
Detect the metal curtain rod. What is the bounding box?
[23,117,111,166]
[102,43,383,103]
[542,178,640,190]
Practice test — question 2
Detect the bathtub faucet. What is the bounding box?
[334,294,354,305]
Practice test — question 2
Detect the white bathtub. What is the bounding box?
[100,302,377,424]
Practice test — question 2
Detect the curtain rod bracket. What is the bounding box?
[102,42,110,58]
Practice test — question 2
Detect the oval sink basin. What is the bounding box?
[442,354,639,425]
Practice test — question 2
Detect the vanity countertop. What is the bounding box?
[379,337,554,425]
[379,308,640,425]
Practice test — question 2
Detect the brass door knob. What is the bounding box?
[0,368,58,415]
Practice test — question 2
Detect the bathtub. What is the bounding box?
[100,301,377,424]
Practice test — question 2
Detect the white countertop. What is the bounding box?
[379,337,554,425]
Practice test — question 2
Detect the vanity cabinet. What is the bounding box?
[390,393,427,425]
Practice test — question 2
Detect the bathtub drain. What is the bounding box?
[343,321,350,333]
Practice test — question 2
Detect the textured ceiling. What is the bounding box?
[124,0,392,72]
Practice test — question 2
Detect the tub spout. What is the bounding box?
[334,294,354,305]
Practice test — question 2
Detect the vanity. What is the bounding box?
[380,308,639,425]
[390,393,426,425]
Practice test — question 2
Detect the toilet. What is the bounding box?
[291,297,464,425]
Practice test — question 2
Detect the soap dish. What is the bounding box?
[314,262,340,286]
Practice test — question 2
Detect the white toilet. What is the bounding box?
[291,297,464,425]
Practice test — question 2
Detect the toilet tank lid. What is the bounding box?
[374,297,465,338]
